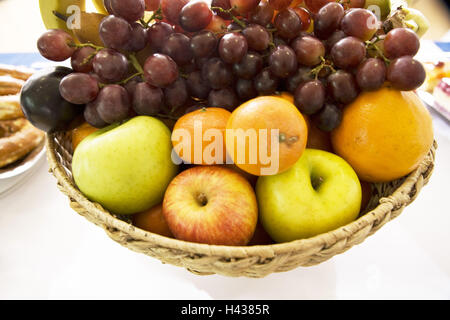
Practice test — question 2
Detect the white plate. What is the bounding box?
[0,141,46,196]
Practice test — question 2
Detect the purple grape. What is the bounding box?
[384,28,420,59]
[254,69,279,95]
[164,78,188,111]
[292,36,325,67]
[242,24,271,52]
[294,80,326,115]
[190,31,218,58]
[95,84,131,124]
[59,73,99,105]
[232,51,263,80]
[37,29,75,62]
[133,82,164,116]
[211,0,233,19]
[71,47,96,73]
[179,1,213,32]
[110,0,145,22]
[356,58,387,91]
[236,78,258,101]
[274,8,302,40]
[147,22,174,51]
[202,57,234,89]
[84,101,108,128]
[313,103,342,132]
[125,22,148,52]
[325,30,346,52]
[219,32,248,64]
[387,56,426,91]
[286,67,314,93]
[269,45,298,79]
[249,0,275,26]
[341,8,379,41]
[328,70,359,104]
[162,33,193,65]
[186,71,211,99]
[208,88,239,111]
[144,54,179,88]
[331,36,366,69]
[314,2,345,39]
[93,49,129,83]
[99,15,133,50]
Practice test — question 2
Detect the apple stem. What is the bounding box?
[311,176,324,191]
[196,193,208,207]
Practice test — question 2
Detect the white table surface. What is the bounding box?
[0,0,450,300]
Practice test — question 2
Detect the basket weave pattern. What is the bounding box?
[45,133,437,278]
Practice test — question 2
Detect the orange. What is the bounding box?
[132,203,173,238]
[71,122,98,151]
[275,92,333,152]
[273,91,294,104]
[172,107,231,165]
[331,87,434,183]
[226,96,308,176]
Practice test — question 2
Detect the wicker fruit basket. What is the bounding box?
[46,132,437,278]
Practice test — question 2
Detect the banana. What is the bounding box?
[387,0,430,37]
[91,0,108,15]
[39,0,87,34]
[365,0,429,37]
[73,12,107,46]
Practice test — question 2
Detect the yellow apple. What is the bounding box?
[256,149,362,243]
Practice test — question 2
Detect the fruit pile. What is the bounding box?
[21,0,434,246]
[33,0,427,133]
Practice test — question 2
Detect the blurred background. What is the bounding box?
[0,0,449,52]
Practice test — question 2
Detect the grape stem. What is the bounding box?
[128,53,145,75]
[118,72,144,85]
[70,42,104,51]
[140,6,163,28]
[310,56,336,79]
[211,6,247,29]
[365,37,391,64]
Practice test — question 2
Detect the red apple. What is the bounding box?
[162,166,258,246]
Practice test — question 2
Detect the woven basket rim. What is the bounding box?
[45,134,437,259]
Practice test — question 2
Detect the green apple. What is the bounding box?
[256,149,362,243]
[72,116,178,215]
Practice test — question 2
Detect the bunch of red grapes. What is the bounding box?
[36,0,426,132]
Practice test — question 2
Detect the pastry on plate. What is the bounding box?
[0,118,44,168]
[0,75,25,96]
[0,95,24,120]
[421,61,450,93]
[433,78,450,121]
[0,63,34,81]
[0,64,44,170]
